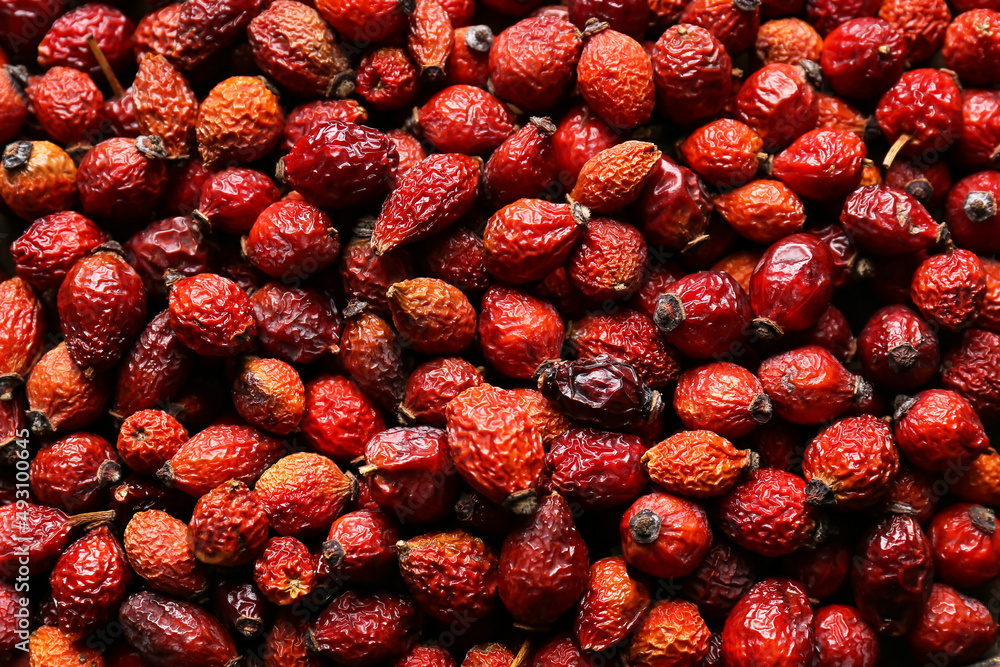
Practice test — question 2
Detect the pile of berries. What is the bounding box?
[2,0,1000,665]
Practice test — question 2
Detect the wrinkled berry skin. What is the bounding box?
[537,357,661,430]
[852,514,933,636]
[0,140,77,221]
[113,311,194,420]
[567,219,648,301]
[654,270,754,360]
[908,584,998,664]
[643,430,756,498]
[553,102,623,190]
[30,432,120,513]
[319,509,399,585]
[499,493,589,627]
[772,129,867,201]
[313,591,423,666]
[0,276,45,389]
[572,142,661,216]
[630,599,711,667]
[620,492,712,579]
[51,525,131,639]
[11,212,106,291]
[417,85,515,154]
[758,345,867,425]
[245,201,340,280]
[120,591,238,667]
[28,625,103,667]
[256,452,355,538]
[652,24,732,126]
[124,509,208,598]
[196,167,280,236]
[132,53,198,160]
[802,414,899,509]
[489,16,582,113]
[38,4,134,75]
[254,536,316,605]
[574,555,650,652]
[821,18,908,101]
[77,138,169,228]
[673,363,771,439]
[911,249,986,331]
[190,480,269,567]
[248,0,353,98]
[169,273,256,357]
[58,249,147,373]
[813,604,879,667]
[858,305,940,391]
[399,357,483,428]
[877,68,964,159]
[483,199,585,285]
[363,426,459,523]
[941,328,1000,423]
[283,120,397,210]
[944,9,1000,87]
[894,389,989,471]
[682,541,756,623]
[196,76,284,168]
[841,185,944,256]
[544,428,647,511]
[117,410,187,476]
[26,342,110,435]
[302,374,384,461]
[717,469,816,557]
[250,282,340,365]
[948,171,1000,255]
[447,384,543,511]
[577,26,654,130]
[928,503,1000,589]
[316,0,408,44]
[479,286,564,380]
[736,63,816,151]
[956,92,1000,172]
[569,309,680,389]
[356,47,419,111]
[398,530,498,624]
[722,579,815,667]
[26,66,103,146]
[125,217,212,296]
[750,233,834,335]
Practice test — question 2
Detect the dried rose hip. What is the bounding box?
[124,509,208,597]
[248,0,354,98]
[372,152,480,254]
[910,249,986,331]
[313,591,423,666]
[537,356,662,430]
[852,513,933,635]
[387,278,476,354]
[194,167,280,236]
[681,541,756,623]
[568,308,680,388]
[316,0,408,44]
[416,84,515,154]
[758,345,869,424]
[244,200,340,280]
[478,286,564,380]
[0,140,77,221]
[755,17,823,65]
[576,23,654,130]
[112,311,194,420]
[490,16,581,112]
[168,273,256,357]
[813,604,879,667]
[189,480,269,567]
[157,423,284,497]
[250,282,341,365]
[132,53,198,159]
[636,157,714,252]
[212,579,269,639]
[655,270,755,359]
[317,508,398,585]
[673,363,771,438]
[895,389,989,471]
[446,25,491,87]
[858,305,940,391]
[877,68,963,161]
[573,556,649,652]
[10,211,106,291]
[567,218,648,301]
[117,410,187,477]
[643,430,756,498]
[281,98,368,150]
[722,578,814,667]
[253,536,316,606]
[51,525,130,639]
[941,328,1000,423]
[544,428,647,510]
[196,76,283,168]
[398,530,497,623]
[840,185,945,256]
[879,463,939,522]
[28,625,103,667]
[571,141,660,214]
[125,217,212,296]
[120,591,238,667]
[482,199,585,284]
[76,138,169,228]
[802,414,899,509]
[499,493,589,627]
[944,9,1000,87]
[254,453,353,540]
[821,18,907,101]
[908,584,998,664]
[736,63,817,151]
[928,503,1000,589]
[680,118,762,188]
[947,171,1000,254]
[25,66,103,146]
[620,492,712,578]
[771,129,867,201]
[553,101,623,190]
[399,358,483,428]
[355,46,419,111]
[717,468,817,557]
[447,384,543,513]
[58,247,147,373]
[956,91,1000,171]
[26,343,111,435]
[651,23,732,126]
[0,277,44,394]
[301,374,384,461]
[750,233,834,336]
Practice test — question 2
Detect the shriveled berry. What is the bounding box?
[673,363,771,439]
[26,66,103,145]
[574,556,649,652]
[120,591,238,667]
[821,18,907,101]
[567,219,647,301]
[621,492,712,578]
[132,53,198,159]
[11,212,105,291]
[0,141,78,221]
[281,99,369,150]
[840,185,945,256]
[26,343,110,436]
[910,248,986,331]
[569,308,680,388]
[750,233,834,335]
[544,428,648,510]
[169,273,256,357]
[956,90,1000,171]
[803,414,899,509]
[537,357,662,429]
[37,4,133,75]
[736,63,816,151]
[758,345,868,424]
[250,282,340,365]
[479,286,564,380]
[301,374,384,461]
[944,9,1000,87]
[28,626,103,667]
[858,305,940,392]
[908,584,998,664]
[680,0,761,55]
[652,24,732,126]
[189,480,269,567]
[680,118,762,188]
[717,468,817,557]
[416,84,515,154]
[196,76,283,168]
[51,525,130,639]
[117,410,187,476]
[928,503,1000,589]
[312,591,423,666]
[125,217,212,296]
[635,156,713,250]
[941,328,1000,423]
[894,389,989,471]
[644,430,756,498]
[340,307,408,412]
[722,579,814,667]
[356,47,420,111]
[681,541,757,623]
[755,17,823,65]
[577,24,654,130]
[553,101,623,190]
[316,0,408,44]
[490,17,582,112]
[947,171,1000,254]
[398,530,497,623]
[77,138,169,228]
[655,270,755,359]
[387,278,476,354]
[571,141,660,214]
[399,358,483,428]
[772,129,867,201]
[124,509,208,597]
[254,536,316,605]
[877,68,963,161]
[499,493,589,627]
[112,311,194,420]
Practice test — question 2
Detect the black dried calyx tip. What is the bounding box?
[965,191,997,223]
[652,293,684,333]
[804,479,836,507]
[135,135,169,160]
[887,343,919,373]
[629,508,662,544]
[465,25,494,53]
[3,140,32,171]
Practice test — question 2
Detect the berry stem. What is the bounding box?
[86,33,126,99]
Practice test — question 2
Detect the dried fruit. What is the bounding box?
[312,591,423,666]
[132,53,198,159]
[577,23,654,130]
[168,273,256,357]
[398,357,483,427]
[545,428,648,510]
[717,468,817,557]
[28,626,103,667]
[537,357,662,429]
[643,430,756,498]
[77,138,169,227]
[802,414,899,509]
[682,541,757,623]
[894,389,990,471]
[569,309,679,388]
[301,375,384,461]
[340,307,408,412]
[0,277,45,395]
[250,282,341,365]
[112,311,194,420]
[31,432,120,513]
[416,84,515,154]
[654,270,755,359]
[722,578,814,667]
[621,492,713,578]
[387,278,476,354]
[479,286,564,380]
[570,141,660,213]
[736,62,816,151]
[51,525,131,639]
[857,304,940,391]
[567,219,647,301]
[757,345,869,424]
[196,76,283,168]
[0,140,78,221]
[629,599,711,667]
[319,509,399,584]
[673,363,771,438]
[928,503,1000,589]
[256,452,355,537]
[189,480,269,566]
[26,343,111,436]
[245,200,340,280]
[11,212,106,291]
[910,249,986,331]
[749,233,834,336]
[499,493,589,627]
[120,591,238,667]
[489,17,582,112]
[25,66,103,145]
[254,536,316,605]
[907,584,998,664]
[124,509,208,597]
